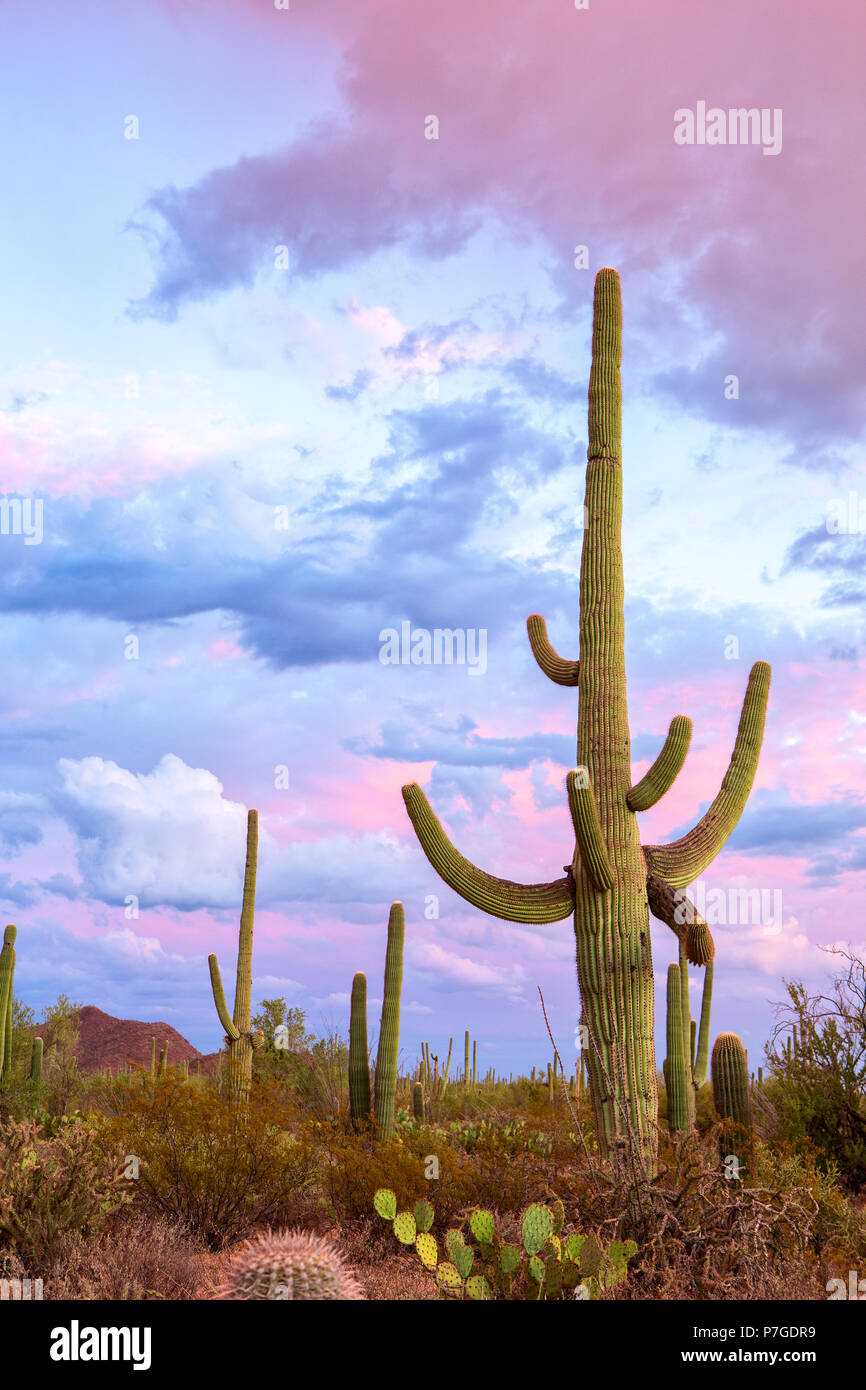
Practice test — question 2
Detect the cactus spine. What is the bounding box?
[711,1032,752,1138]
[400,270,770,1171]
[0,925,17,1085]
[208,809,258,1102]
[348,971,372,1130]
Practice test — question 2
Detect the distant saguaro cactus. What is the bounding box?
[401,269,770,1171]
[348,971,371,1130]
[0,925,17,1085]
[208,809,258,1102]
[30,1035,43,1084]
[348,903,405,1139]
[374,903,404,1140]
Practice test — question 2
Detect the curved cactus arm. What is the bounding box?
[626,715,692,812]
[566,769,613,891]
[645,873,715,965]
[526,614,580,687]
[401,784,574,923]
[644,661,771,889]
[208,954,241,1042]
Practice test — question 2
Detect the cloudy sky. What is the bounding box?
[1,0,864,1076]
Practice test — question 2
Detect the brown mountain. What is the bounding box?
[34,1005,221,1075]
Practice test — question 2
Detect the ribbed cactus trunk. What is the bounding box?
[712,1032,752,1139]
[0,925,17,1085]
[373,902,404,1140]
[573,272,656,1166]
[30,1035,43,1084]
[348,971,372,1130]
[208,809,258,1103]
[665,965,689,1132]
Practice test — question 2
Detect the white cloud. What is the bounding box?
[56,753,250,909]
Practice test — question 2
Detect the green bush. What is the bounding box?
[95,1074,319,1248]
[0,1115,130,1271]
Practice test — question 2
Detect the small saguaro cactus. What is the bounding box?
[0,925,17,1085]
[400,269,770,1172]
[413,1079,425,1121]
[30,1035,43,1084]
[208,809,258,1102]
[664,940,714,1133]
[218,1229,365,1301]
[348,971,372,1130]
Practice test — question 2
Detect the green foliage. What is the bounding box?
[251,999,316,1054]
[95,1075,319,1249]
[761,970,866,1191]
[0,1115,130,1271]
[373,1189,636,1300]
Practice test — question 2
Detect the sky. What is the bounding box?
[0,0,864,1078]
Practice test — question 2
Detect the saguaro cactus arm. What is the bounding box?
[401,783,574,923]
[627,715,692,812]
[526,614,580,686]
[566,770,613,892]
[645,873,715,966]
[644,662,771,888]
[209,954,241,1041]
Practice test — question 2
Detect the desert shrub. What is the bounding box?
[750,1138,866,1262]
[761,962,866,1190]
[0,1115,130,1272]
[312,1120,561,1227]
[44,1210,211,1300]
[561,1126,827,1299]
[95,1074,319,1248]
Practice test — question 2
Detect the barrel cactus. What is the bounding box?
[217,1228,365,1300]
[711,1032,753,1141]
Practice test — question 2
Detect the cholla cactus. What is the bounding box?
[218,1229,365,1301]
[401,269,769,1171]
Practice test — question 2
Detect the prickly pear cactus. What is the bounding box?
[372,1190,636,1300]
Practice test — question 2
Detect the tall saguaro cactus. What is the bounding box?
[348,902,405,1138]
[401,269,770,1171]
[0,924,16,1084]
[374,902,404,1140]
[208,809,259,1101]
